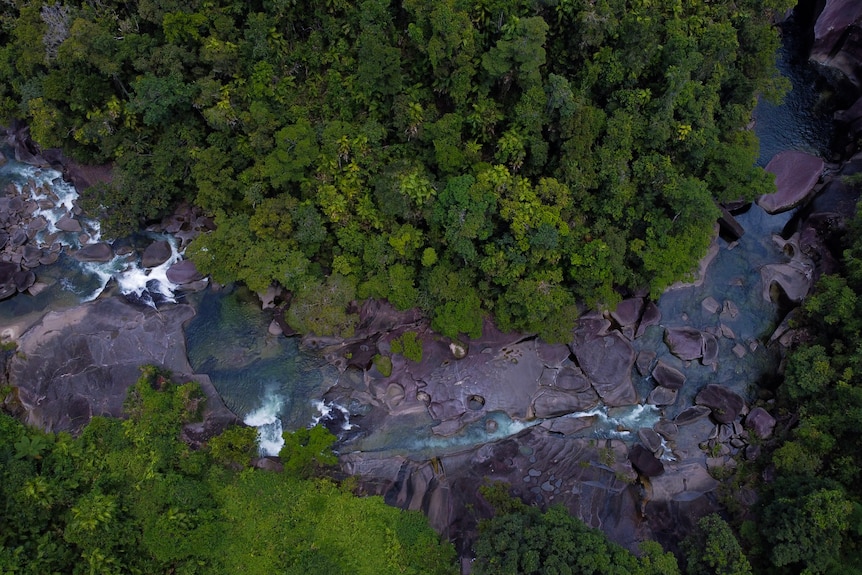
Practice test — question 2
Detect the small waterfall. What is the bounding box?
[243,388,286,456]
[562,404,662,439]
[1,158,185,306]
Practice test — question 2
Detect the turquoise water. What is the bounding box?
[183,286,340,451]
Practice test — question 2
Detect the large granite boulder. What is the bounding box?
[757,151,824,214]
[141,240,173,268]
[7,297,238,436]
[74,242,113,262]
[531,386,599,418]
[570,332,637,406]
[651,360,686,390]
[628,444,664,477]
[166,259,205,285]
[664,327,705,361]
[695,384,745,424]
[810,0,862,88]
[745,407,776,439]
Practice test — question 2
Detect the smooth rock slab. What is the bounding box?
[757,151,824,214]
[647,386,677,406]
[651,360,686,390]
[570,331,637,406]
[531,386,599,418]
[166,259,204,284]
[695,384,746,424]
[8,297,238,435]
[141,240,173,268]
[664,327,705,361]
[55,214,82,232]
[74,242,114,262]
[675,405,712,425]
[610,298,644,328]
[628,444,664,477]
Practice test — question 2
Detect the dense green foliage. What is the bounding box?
[743,204,862,574]
[472,483,680,574]
[0,0,788,340]
[682,514,752,575]
[0,367,457,574]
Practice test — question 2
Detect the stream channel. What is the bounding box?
[0,10,836,462]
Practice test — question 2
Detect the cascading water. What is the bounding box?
[0,153,186,311]
[244,387,287,456]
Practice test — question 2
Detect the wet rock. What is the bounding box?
[651,360,686,390]
[38,251,59,266]
[252,457,284,472]
[654,420,678,440]
[761,259,814,303]
[166,259,204,285]
[8,297,239,435]
[732,343,747,358]
[268,319,283,336]
[0,261,19,284]
[13,270,35,292]
[629,444,664,477]
[555,365,592,392]
[836,95,862,138]
[74,242,114,263]
[675,405,712,425]
[701,333,719,366]
[810,0,862,88]
[570,332,637,406]
[0,230,8,249]
[636,350,655,376]
[701,296,720,315]
[540,416,597,435]
[610,298,644,328]
[745,407,776,439]
[638,428,663,454]
[664,327,705,361]
[635,301,661,338]
[55,214,82,232]
[10,228,27,248]
[21,245,42,268]
[718,205,745,240]
[695,384,746,424]
[141,240,172,268]
[531,386,599,418]
[757,151,823,214]
[257,285,281,309]
[647,386,677,406]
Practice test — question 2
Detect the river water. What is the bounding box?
[0,11,836,457]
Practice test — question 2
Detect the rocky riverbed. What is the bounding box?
[2,1,862,567]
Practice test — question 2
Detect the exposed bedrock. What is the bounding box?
[570,331,637,406]
[810,0,862,89]
[757,150,824,214]
[4,296,238,438]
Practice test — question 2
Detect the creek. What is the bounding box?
[0,9,837,463]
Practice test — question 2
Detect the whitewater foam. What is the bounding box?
[244,390,286,456]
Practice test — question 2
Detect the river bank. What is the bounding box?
[2,0,861,566]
